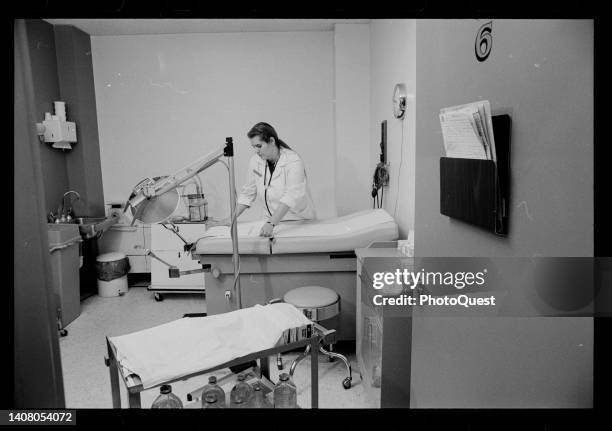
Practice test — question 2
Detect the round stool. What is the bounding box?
[279,285,352,389]
[283,285,340,321]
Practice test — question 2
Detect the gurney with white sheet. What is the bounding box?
[104,303,335,408]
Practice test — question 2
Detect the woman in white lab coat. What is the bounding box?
[210,122,316,237]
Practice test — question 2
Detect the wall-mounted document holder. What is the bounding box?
[440,114,511,235]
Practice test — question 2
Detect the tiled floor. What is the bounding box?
[59,286,370,408]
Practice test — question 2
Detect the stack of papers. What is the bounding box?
[439,100,496,161]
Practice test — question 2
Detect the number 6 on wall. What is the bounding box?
[475,21,493,62]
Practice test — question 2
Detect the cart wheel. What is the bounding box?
[342,377,352,389]
[154,293,164,302]
[328,354,336,362]
[60,329,68,337]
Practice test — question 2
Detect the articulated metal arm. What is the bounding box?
[145,249,211,279]
[168,266,211,278]
[126,144,227,213]
[125,137,241,309]
[160,223,195,252]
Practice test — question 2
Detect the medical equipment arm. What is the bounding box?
[145,249,211,278]
[125,144,227,213]
[124,137,243,309]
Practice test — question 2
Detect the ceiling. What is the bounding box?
[44,19,371,36]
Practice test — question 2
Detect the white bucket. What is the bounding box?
[96,252,129,297]
[97,276,128,297]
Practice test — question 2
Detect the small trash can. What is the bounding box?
[96,252,130,297]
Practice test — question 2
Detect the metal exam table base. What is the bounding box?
[192,210,400,341]
[201,253,357,340]
[105,324,336,408]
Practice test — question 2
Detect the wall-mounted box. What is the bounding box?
[42,118,77,149]
[440,114,511,236]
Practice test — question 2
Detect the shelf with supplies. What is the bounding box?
[440,113,511,236]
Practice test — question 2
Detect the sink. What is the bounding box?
[74,214,120,239]
[75,216,107,225]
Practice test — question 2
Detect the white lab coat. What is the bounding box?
[237,148,316,221]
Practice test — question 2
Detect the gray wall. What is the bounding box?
[55,25,105,216]
[14,19,103,407]
[411,19,593,407]
[415,19,593,257]
[24,19,104,216]
[14,19,65,408]
[25,19,69,216]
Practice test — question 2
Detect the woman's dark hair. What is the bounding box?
[247,122,291,149]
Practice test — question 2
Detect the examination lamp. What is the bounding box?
[123,137,243,309]
[126,177,181,224]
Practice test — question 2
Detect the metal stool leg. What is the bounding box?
[319,344,352,389]
[289,344,311,377]
[328,343,335,361]
[269,298,285,371]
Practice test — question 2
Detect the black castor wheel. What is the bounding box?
[342,377,352,389]
[328,355,336,362]
[60,329,68,337]
[154,293,164,302]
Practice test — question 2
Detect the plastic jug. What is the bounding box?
[151,385,183,408]
[202,393,222,408]
[251,382,273,408]
[201,375,226,408]
[229,373,254,408]
[273,373,297,408]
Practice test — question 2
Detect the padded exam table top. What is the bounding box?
[194,209,399,255]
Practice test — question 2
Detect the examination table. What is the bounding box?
[192,209,399,340]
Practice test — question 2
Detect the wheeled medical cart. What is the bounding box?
[105,323,336,408]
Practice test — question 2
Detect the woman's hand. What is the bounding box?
[206,217,231,228]
[259,221,274,237]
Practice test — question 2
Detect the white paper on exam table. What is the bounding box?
[109,303,312,389]
[203,220,268,238]
[202,209,395,238]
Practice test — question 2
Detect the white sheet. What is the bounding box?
[193,209,398,254]
[202,209,394,239]
[109,303,312,389]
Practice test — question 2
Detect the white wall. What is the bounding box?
[369,20,416,238]
[333,24,371,216]
[92,32,335,221]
